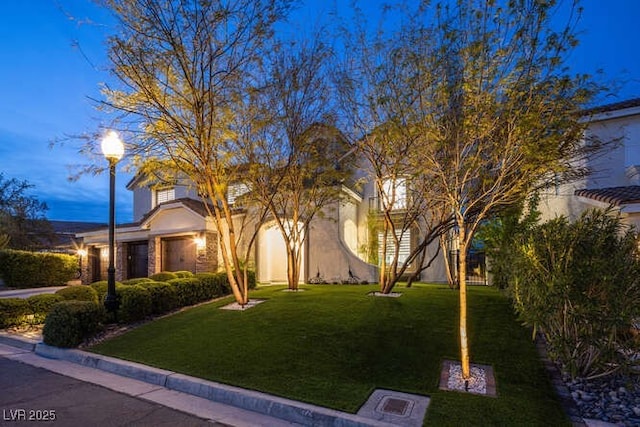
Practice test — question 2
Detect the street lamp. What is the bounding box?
[101,131,124,315]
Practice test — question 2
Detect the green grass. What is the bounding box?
[89,284,569,426]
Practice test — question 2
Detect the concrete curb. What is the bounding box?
[0,332,38,351]
[35,343,173,386]
[32,341,393,427]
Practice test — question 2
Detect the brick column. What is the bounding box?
[196,232,218,273]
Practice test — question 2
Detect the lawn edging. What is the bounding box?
[34,342,396,427]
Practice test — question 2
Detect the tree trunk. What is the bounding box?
[286,247,300,291]
[458,226,470,379]
[440,234,456,289]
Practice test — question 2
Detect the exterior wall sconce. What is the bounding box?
[195,234,206,250]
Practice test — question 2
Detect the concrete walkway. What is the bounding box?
[0,333,395,427]
[0,286,66,299]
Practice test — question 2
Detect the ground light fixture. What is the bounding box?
[101,130,124,315]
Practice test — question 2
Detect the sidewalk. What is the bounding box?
[0,333,395,427]
[0,286,66,299]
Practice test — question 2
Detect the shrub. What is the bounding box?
[42,301,104,348]
[27,294,64,323]
[168,277,207,307]
[149,271,178,282]
[138,281,179,314]
[121,278,153,285]
[194,272,227,299]
[117,285,152,323]
[0,249,78,288]
[0,298,30,328]
[245,269,257,290]
[173,270,194,278]
[507,208,640,379]
[225,269,257,292]
[56,286,99,304]
[89,281,124,303]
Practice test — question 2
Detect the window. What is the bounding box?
[626,139,640,167]
[378,229,411,265]
[381,177,407,210]
[227,182,250,206]
[155,187,175,206]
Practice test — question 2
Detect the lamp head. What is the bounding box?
[101,130,125,162]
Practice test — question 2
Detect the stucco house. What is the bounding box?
[538,98,640,228]
[76,159,456,285]
[77,98,637,286]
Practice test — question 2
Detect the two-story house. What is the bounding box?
[79,97,637,287]
[76,165,384,286]
[76,155,454,286]
[538,98,640,227]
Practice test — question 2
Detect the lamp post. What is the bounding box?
[101,131,124,315]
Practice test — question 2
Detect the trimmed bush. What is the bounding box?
[173,270,194,278]
[0,298,30,328]
[0,249,78,288]
[42,301,104,348]
[56,286,99,304]
[139,281,179,314]
[195,272,227,298]
[27,294,64,323]
[246,269,257,290]
[168,277,207,306]
[117,285,152,323]
[149,271,178,282]
[121,278,153,285]
[89,281,125,303]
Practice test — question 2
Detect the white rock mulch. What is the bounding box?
[446,362,487,395]
[220,299,266,311]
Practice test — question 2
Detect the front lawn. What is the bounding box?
[89,284,569,426]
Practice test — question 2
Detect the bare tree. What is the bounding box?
[97,0,292,305]
[0,174,53,250]
[335,5,453,294]
[402,0,606,379]
[238,39,352,290]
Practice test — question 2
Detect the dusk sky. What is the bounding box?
[1,0,639,223]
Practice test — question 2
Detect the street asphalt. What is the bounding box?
[0,357,216,427]
[0,340,301,426]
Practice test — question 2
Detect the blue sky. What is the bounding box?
[0,0,639,223]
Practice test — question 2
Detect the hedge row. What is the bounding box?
[0,249,78,288]
[0,294,64,328]
[40,269,256,348]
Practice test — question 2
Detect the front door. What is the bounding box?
[162,237,196,273]
[127,241,149,279]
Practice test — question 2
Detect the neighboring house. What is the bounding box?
[48,220,106,252]
[539,98,640,228]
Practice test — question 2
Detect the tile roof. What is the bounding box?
[582,98,640,116]
[575,186,640,205]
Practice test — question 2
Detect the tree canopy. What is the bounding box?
[0,173,52,250]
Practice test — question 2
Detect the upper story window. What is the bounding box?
[381,177,407,211]
[227,182,250,206]
[154,187,175,207]
[626,139,640,168]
